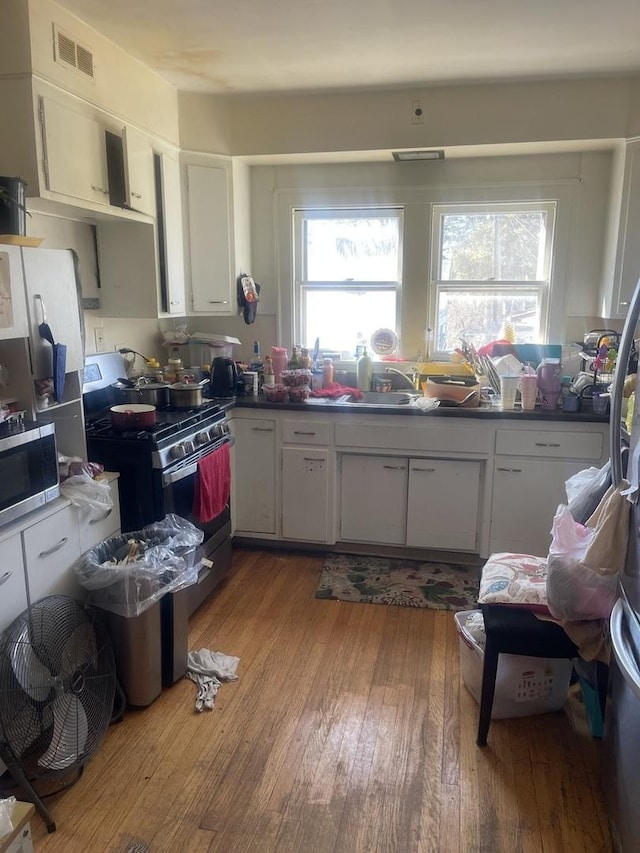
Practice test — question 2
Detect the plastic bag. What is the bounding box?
[565,461,611,525]
[546,484,630,621]
[74,514,204,617]
[60,474,113,513]
[0,796,16,838]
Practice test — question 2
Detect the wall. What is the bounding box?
[179,77,636,158]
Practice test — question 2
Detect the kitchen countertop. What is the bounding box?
[234,396,609,423]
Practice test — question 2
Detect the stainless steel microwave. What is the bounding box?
[0,420,59,527]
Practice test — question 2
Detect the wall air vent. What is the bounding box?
[53,24,95,80]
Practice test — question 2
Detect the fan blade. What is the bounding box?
[60,623,98,676]
[37,694,88,771]
[10,624,53,702]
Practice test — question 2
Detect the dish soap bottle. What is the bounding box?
[357,345,373,392]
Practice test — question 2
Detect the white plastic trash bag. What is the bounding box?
[546,484,630,621]
[60,474,113,513]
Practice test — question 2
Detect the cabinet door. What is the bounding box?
[0,248,28,339]
[22,247,84,378]
[282,447,330,542]
[233,418,276,534]
[23,504,82,602]
[490,458,586,556]
[40,97,110,206]
[0,532,27,634]
[77,479,121,554]
[122,125,156,217]
[340,454,407,545]
[407,458,480,551]
[186,163,234,314]
[158,152,186,315]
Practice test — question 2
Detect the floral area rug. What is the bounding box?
[316,553,479,611]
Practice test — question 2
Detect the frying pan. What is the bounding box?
[35,294,67,404]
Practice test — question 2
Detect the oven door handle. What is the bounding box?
[162,438,234,486]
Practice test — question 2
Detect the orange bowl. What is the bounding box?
[423,376,480,406]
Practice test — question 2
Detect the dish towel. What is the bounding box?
[192,443,231,523]
[187,649,240,712]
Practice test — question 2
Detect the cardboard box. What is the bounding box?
[455,610,573,719]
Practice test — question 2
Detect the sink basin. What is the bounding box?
[340,391,419,405]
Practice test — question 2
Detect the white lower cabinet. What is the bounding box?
[22,504,82,603]
[282,447,331,542]
[406,458,481,551]
[489,457,587,556]
[233,418,277,535]
[0,532,27,633]
[340,455,408,545]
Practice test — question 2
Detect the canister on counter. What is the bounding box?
[241,371,258,396]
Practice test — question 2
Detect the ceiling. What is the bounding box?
[53,0,640,96]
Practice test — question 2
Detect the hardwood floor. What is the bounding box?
[29,548,611,852]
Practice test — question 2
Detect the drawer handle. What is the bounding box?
[209,300,230,304]
[497,466,523,473]
[0,571,11,587]
[383,464,406,470]
[534,442,561,448]
[294,431,316,436]
[39,536,68,558]
[91,185,109,195]
[304,457,325,462]
[412,467,436,473]
[90,507,113,524]
[252,427,274,432]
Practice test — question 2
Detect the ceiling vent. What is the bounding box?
[53,24,95,81]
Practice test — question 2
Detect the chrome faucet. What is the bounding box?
[385,367,418,390]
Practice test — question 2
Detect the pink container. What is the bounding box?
[537,359,562,411]
[271,347,288,383]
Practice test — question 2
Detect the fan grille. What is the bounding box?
[0,595,116,778]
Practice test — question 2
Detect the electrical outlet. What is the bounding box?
[411,100,424,125]
[94,327,106,352]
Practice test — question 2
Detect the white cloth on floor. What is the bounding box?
[187,649,240,712]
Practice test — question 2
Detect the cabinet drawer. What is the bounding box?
[335,422,492,454]
[78,479,121,554]
[0,532,27,634]
[282,419,331,445]
[495,428,603,460]
[23,504,82,602]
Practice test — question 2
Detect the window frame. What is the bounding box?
[429,200,557,356]
[293,206,404,356]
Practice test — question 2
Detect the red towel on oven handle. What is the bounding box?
[192,443,231,523]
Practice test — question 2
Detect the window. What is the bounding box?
[293,208,402,356]
[430,202,556,353]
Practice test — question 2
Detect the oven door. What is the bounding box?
[158,437,233,549]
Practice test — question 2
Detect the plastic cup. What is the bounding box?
[500,376,519,410]
[592,393,610,415]
[519,374,538,410]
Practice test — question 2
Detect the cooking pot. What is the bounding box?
[110,403,157,430]
[169,381,207,409]
[423,376,480,407]
[210,357,238,398]
[112,380,170,408]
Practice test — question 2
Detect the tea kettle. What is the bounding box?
[210,357,238,398]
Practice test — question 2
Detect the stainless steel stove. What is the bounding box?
[82,352,233,618]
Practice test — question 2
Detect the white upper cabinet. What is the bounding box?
[39,95,111,207]
[122,125,156,217]
[186,161,234,314]
[184,157,251,315]
[600,139,640,319]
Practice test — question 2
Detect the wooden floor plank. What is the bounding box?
[26,547,611,852]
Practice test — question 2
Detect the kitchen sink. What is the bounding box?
[337,391,420,405]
